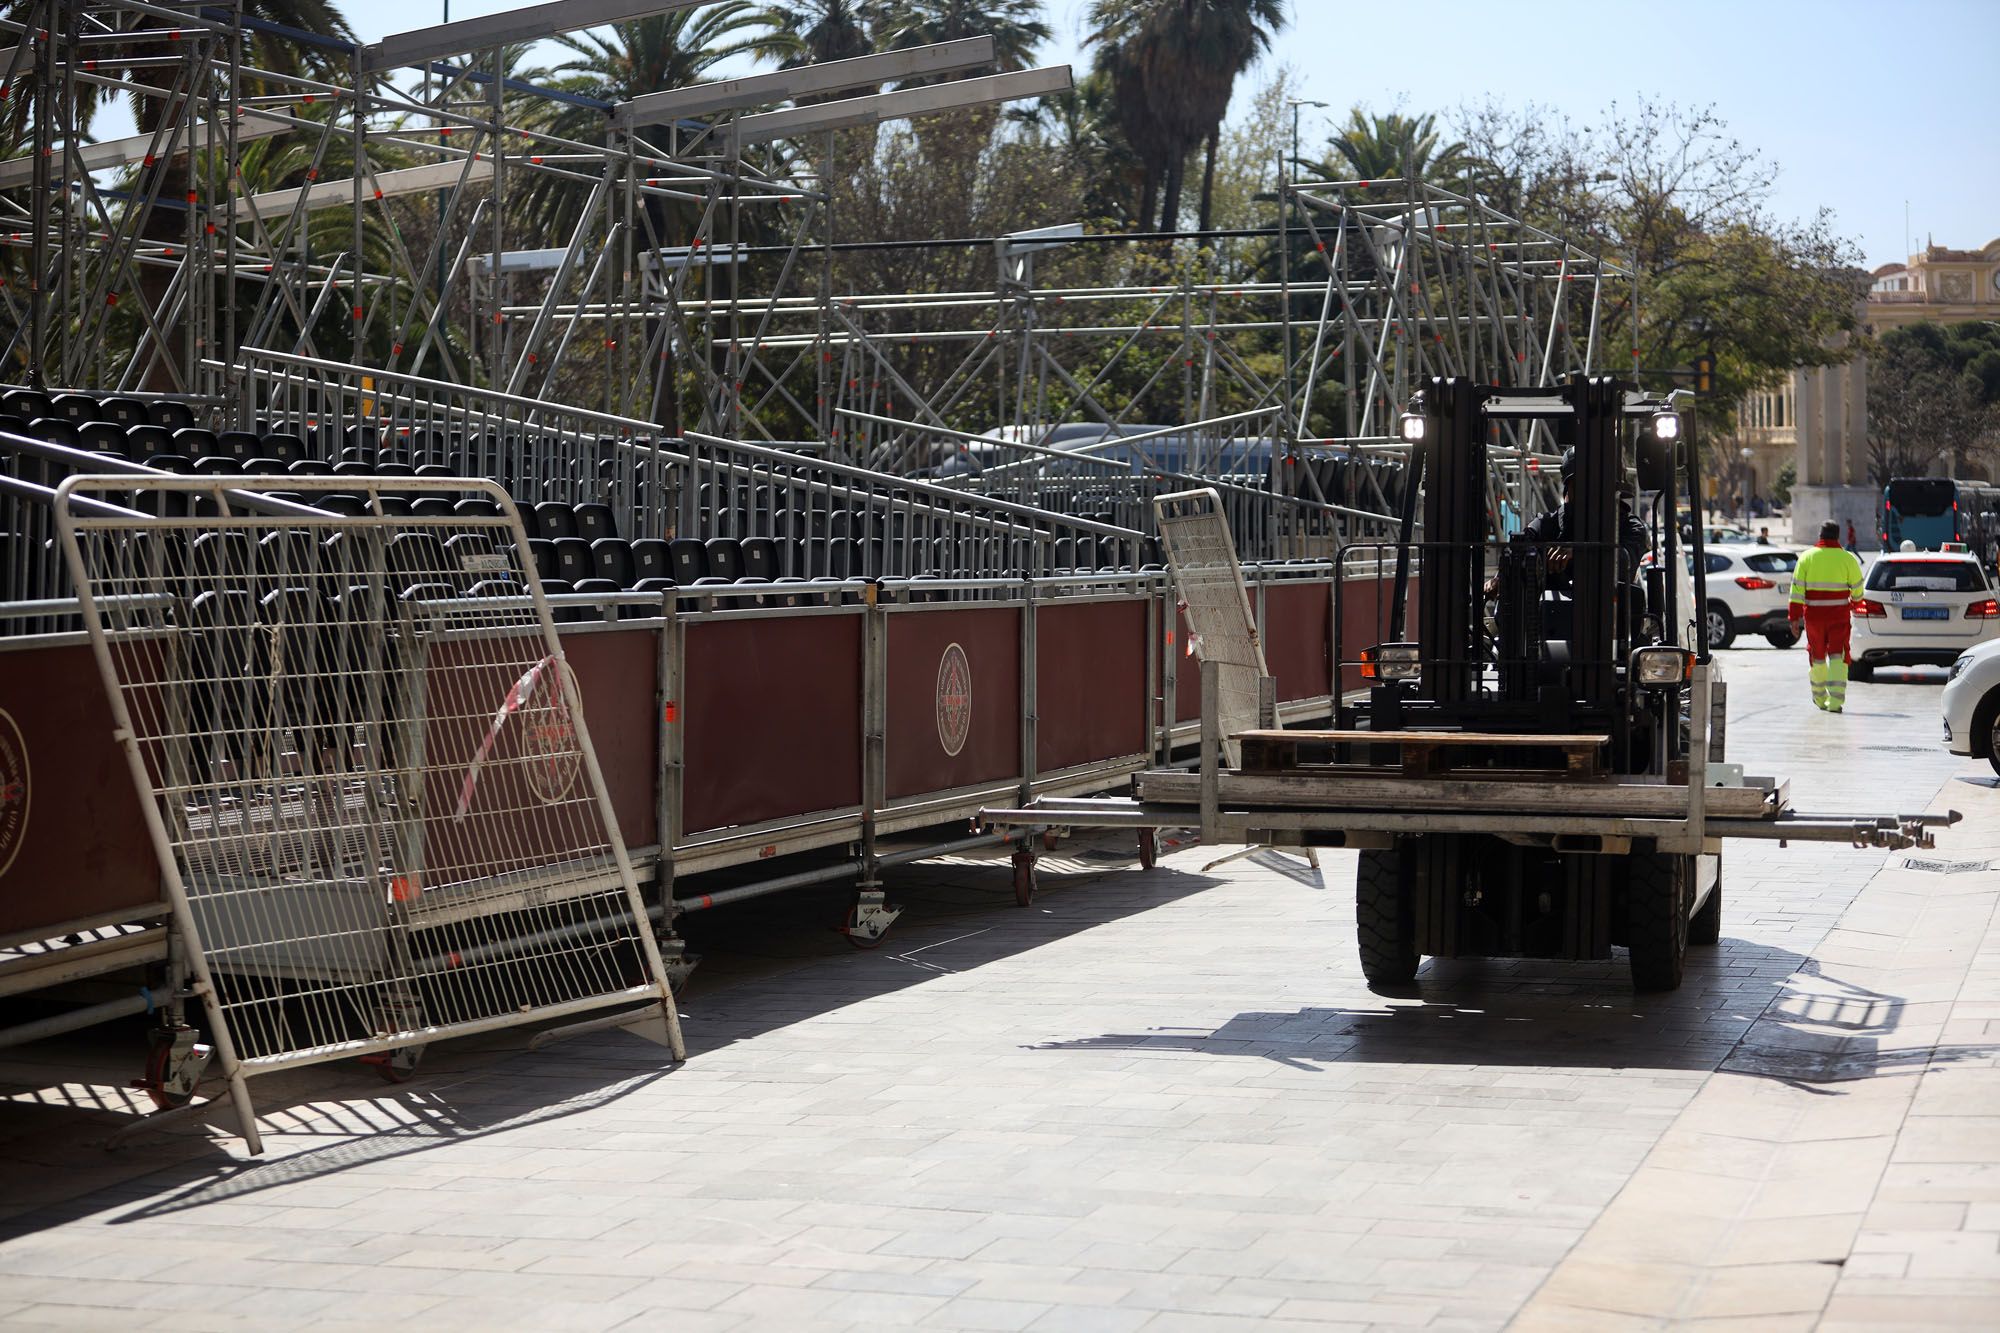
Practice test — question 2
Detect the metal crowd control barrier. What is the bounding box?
[1154,489,1272,766]
[52,474,684,1153]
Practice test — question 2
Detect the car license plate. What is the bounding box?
[1902,607,1948,620]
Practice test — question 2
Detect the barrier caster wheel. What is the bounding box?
[1042,829,1061,853]
[134,1024,211,1112]
[1137,829,1159,870]
[361,1047,423,1084]
[1012,849,1037,907]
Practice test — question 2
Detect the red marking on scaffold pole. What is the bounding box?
[663,702,678,724]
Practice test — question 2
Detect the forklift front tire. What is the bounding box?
[1625,850,1690,991]
[1356,845,1419,990]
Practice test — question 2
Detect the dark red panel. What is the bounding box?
[1172,603,1200,723]
[886,607,1020,800]
[560,629,658,848]
[683,614,862,834]
[1036,600,1146,772]
[1263,582,1333,703]
[0,643,160,937]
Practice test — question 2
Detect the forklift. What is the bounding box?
[982,374,1951,993]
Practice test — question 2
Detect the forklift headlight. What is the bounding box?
[1649,410,1681,442]
[1632,646,1694,685]
[1398,412,1426,443]
[1363,642,1421,681]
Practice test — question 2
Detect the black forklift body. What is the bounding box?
[1339,375,1697,969]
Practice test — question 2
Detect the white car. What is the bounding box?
[1693,545,1799,650]
[1851,551,2000,680]
[1943,638,2000,774]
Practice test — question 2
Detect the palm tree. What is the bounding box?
[870,0,1051,82]
[1318,109,1470,185]
[1088,0,1287,232]
[762,0,878,66]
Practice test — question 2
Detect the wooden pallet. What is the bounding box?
[1234,729,1610,781]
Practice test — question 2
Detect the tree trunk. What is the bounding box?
[1160,155,1185,234]
[1139,168,1158,237]
[1198,126,1220,233]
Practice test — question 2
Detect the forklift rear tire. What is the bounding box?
[1625,850,1689,991]
[1356,845,1418,989]
[1763,627,1799,649]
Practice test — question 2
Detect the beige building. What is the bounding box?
[1729,236,2000,546]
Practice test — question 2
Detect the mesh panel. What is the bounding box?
[56,476,670,1067]
[1153,489,1268,764]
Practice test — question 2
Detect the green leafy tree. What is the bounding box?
[1869,321,2000,483]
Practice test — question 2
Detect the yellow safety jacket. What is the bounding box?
[1787,541,1864,620]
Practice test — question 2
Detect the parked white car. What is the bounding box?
[1942,637,2000,774]
[1693,545,1800,650]
[1852,550,2000,680]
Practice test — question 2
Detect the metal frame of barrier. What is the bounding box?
[49,474,685,1152]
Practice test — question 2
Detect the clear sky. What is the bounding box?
[267,0,2000,268]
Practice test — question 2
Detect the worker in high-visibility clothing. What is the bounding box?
[1788,520,1867,712]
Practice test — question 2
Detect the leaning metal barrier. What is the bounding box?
[52,474,684,1152]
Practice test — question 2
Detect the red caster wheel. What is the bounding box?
[1042,829,1061,853]
[1012,849,1037,906]
[1137,829,1159,870]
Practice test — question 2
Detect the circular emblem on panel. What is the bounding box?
[935,642,972,758]
[0,708,27,880]
[521,660,582,805]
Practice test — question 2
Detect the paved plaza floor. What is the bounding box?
[2,648,1998,1330]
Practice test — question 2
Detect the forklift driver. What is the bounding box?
[1483,447,1650,599]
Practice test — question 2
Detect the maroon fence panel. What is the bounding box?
[1036,599,1147,773]
[682,614,863,834]
[886,606,1021,801]
[0,642,160,936]
[1262,582,1333,704]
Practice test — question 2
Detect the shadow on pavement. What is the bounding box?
[0,852,1216,1235]
[1030,941,1995,1084]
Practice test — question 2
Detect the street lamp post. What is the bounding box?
[1739,446,1754,523]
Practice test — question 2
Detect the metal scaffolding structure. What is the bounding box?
[1,0,1626,538]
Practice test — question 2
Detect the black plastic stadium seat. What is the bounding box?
[192,456,242,476]
[531,500,579,541]
[259,433,306,465]
[212,430,261,462]
[124,424,171,459]
[415,463,455,478]
[256,529,320,581]
[740,537,779,582]
[142,452,193,474]
[573,502,617,545]
[332,460,376,477]
[314,493,371,517]
[453,497,506,521]
[98,397,149,428]
[526,538,561,583]
[172,426,219,458]
[408,495,455,520]
[77,421,132,458]
[148,400,195,432]
[703,537,744,582]
[668,538,708,584]
[28,417,78,449]
[1,389,53,420]
[591,538,636,588]
[49,392,100,423]
[630,538,671,584]
[550,537,592,585]
[468,578,524,598]
[387,532,453,594]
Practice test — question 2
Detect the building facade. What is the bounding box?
[1730,236,2000,547]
